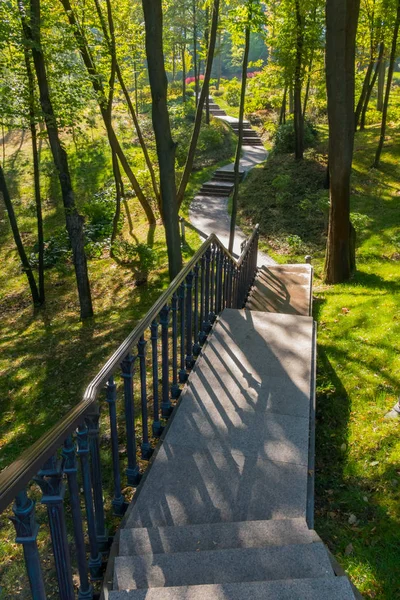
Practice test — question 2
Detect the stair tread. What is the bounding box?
[119,518,319,556]
[109,576,356,599]
[114,543,334,590]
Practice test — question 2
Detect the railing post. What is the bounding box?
[34,456,75,600]
[85,405,109,552]
[10,490,47,600]
[202,246,212,335]
[215,246,222,315]
[120,352,140,485]
[150,320,163,436]
[193,263,201,357]
[178,282,187,384]
[105,378,127,516]
[76,424,103,581]
[170,294,180,400]
[138,334,152,459]
[62,437,94,600]
[185,270,194,370]
[198,253,206,344]
[160,304,172,417]
[209,244,216,323]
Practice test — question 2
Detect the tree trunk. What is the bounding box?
[181,40,187,102]
[302,51,314,119]
[355,57,374,129]
[0,165,41,305]
[294,0,304,160]
[279,84,287,125]
[176,0,220,208]
[59,0,156,225]
[142,0,182,280]
[360,41,384,130]
[204,6,210,125]
[110,151,122,253]
[228,24,250,255]
[377,57,386,111]
[216,31,222,90]
[324,0,360,284]
[192,0,199,104]
[373,1,400,168]
[289,83,294,113]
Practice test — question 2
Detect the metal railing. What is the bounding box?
[0,227,259,600]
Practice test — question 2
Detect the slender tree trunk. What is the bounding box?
[289,83,294,113]
[294,0,304,160]
[172,45,176,82]
[181,40,187,102]
[377,56,386,111]
[204,6,210,125]
[22,38,44,303]
[192,0,199,104]
[59,0,156,225]
[142,0,182,280]
[134,61,139,113]
[176,0,220,208]
[302,51,314,119]
[1,123,5,167]
[279,84,287,125]
[0,165,41,305]
[355,57,374,129]
[216,32,222,90]
[324,0,360,284]
[229,24,250,255]
[360,41,384,130]
[373,1,400,168]
[25,0,93,318]
[110,151,122,253]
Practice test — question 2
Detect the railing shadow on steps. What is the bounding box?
[0,226,259,600]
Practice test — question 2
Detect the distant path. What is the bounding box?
[189,109,276,266]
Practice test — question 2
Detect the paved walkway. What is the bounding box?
[189,113,275,266]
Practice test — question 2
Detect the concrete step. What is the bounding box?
[113,542,334,590]
[214,170,245,181]
[201,180,234,189]
[109,577,356,599]
[246,265,313,316]
[197,190,232,197]
[242,139,264,145]
[119,518,320,556]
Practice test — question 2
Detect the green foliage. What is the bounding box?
[272,119,318,154]
[111,240,157,282]
[30,227,71,269]
[225,79,241,107]
[82,182,117,241]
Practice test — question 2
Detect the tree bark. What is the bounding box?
[360,41,384,130]
[355,57,374,129]
[0,165,41,305]
[229,24,250,255]
[373,1,400,168]
[324,0,360,284]
[176,0,220,208]
[279,85,287,125]
[59,0,156,225]
[377,56,386,111]
[294,0,304,159]
[24,0,93,318]
[192,0,199,104]
[142,0,182,280]
[181,39,187,102]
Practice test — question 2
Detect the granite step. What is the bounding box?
[119,518,320,556]
[113,542,334,590]
[109,577,356,599]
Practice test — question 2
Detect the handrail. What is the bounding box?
[237,224,259,268]
[0,233,242,512]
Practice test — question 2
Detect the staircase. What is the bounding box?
[207,100,264,146]
[198,169,245,197]
[107,263,360,599]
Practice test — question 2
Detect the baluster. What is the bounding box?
[198,254,206,344]
[160,304,172,417]
[185,270,194,370]
[202,246,212,335]
[222,255,227,309]
[170,293,180,400]
[85,406,108,552]
[120,353,140,485]
[226,259,234,309]
[76,424,103,580]
[215,246,222,315]
[178,282,187,383]
[62,437,94,599]
[138,335,152,459]
[150,320,163,435]
[105,378,127,516]
[10,490,46,600]
[209,244,216,323]
[34,456,75,599]
[193,264,201,357]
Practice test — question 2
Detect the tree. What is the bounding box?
[142,0,182,280]
[23,0,94,318]
[324,0,360,284]
[293,0,304,159]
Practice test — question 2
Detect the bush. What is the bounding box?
[225,79,241,107]
[213,89,224,97]
[82,182,117,241]
[30,227,71,269]
[272,119,318,154]
[111,241,157,283]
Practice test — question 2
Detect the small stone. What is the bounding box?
[345,543,354,555]
[341,443,347,451]
[348,514,357,525]
[363,496,368,503]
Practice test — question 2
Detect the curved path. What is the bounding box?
[189,111,276,266]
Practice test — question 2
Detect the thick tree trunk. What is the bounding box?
[360,41,384,130]
[228,25,250,255]
[25,0,93,318]
[324,0,360,284]
[142,0,182,280]
[0,165,41,305]
[59,0,156,225]
[176,0,220,208]
[373,1,400,168]
[377,57,386,111]
[294,0,304,159]
[289,83,294,114]
[23,38,44,303]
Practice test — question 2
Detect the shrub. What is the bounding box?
[111,241,157,284]
[213,89,224,97]
[225,79,241,107]
[272,119,318,154]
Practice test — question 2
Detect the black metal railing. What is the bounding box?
[0,227,259,600]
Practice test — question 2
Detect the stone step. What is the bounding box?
[109,576,356,599]
[201,180,234,188]
[113,542,334,590]
[197,190,232,197]
[246,265,313,316]
[213,169,245,181]
[242,139,264,145]
[119,518,320,556]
